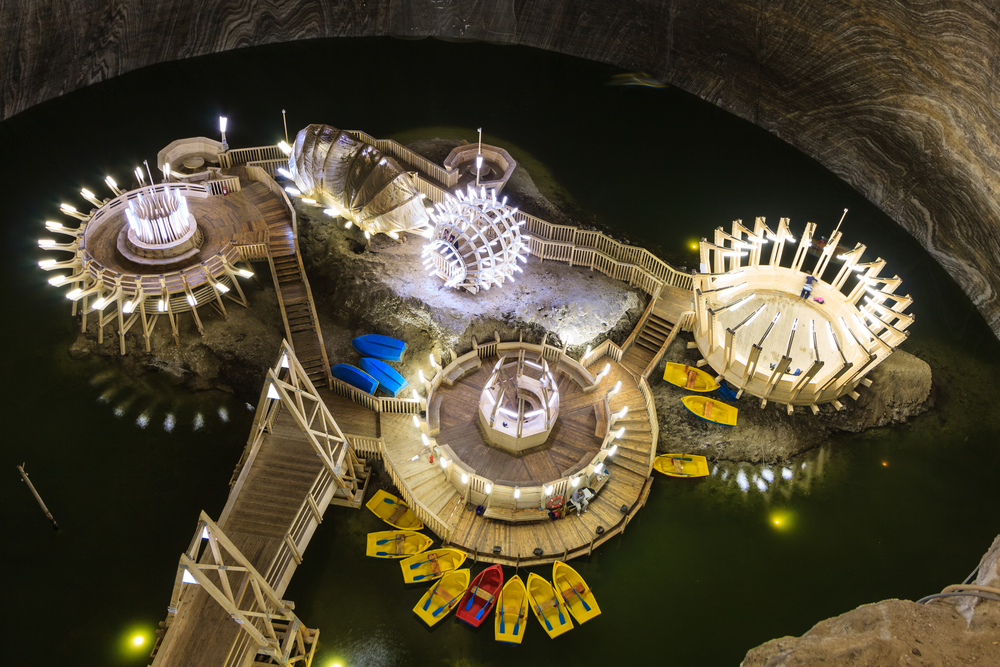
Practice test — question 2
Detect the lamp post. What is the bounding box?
[282,109,288,144]
[476,127,483,187]
[219,116,229,152]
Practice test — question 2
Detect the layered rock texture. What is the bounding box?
[2,2,999,342]
[742,535,1000,666]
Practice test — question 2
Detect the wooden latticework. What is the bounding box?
[422,184,529,293]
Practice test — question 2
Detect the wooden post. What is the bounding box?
[16,464,59,530]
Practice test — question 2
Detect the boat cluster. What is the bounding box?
[365,489,601,641]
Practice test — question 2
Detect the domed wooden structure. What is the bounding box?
[422,184,529,293]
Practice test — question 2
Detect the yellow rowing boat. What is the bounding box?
[526,572,574,638]
[365,530,433,558]
[552,561,601,624]
[663,362,720,392]
[681,395,738,426]
[365,489,424,530]
[653,453,711,478]
[495,575,528,644]
[399,548,467,584]
[412,569,470,626]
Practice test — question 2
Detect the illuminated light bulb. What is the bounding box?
[484,483,492,494]
[461,473,468,485]
[267,383,280,399]
[387,231,399,240]
[214,282,230,293]
[429,353,438,368]
[418,369,425,383]
[412,415,420,429]
[123,300,135,314]
[411,389,420,402]
[92,296,106,309]
[278,167,293,179]
[158,299,166,312]
[584,345,592,358]
[48,275,67,286]
[421,433,429,446]
[38,260,56,268]
[571,476,580,487]
[277,141,292,155]
[187,294,197,306]
[284,186,301,196]
[513,486,520,499]
[364,231,371,240]
[280,354,289,369]
[132,635,144,646]
[544,485,553,495]
[610,380,622,396]
[65,288,82,299]
[301,198,317,205]
[344,220,353,229]
[38,239,55,247]
[237,269,254,278]
[440,457,449,470]
[105,176,118,189]
[219,116,228,133]
[60,204,77,213]
[615,427,625,439]
[616,406,629,419]
[607,444,618,457]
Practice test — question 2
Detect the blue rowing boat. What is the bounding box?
[353,334,406,363]
[330,364,378,395]
[359,357,409,398]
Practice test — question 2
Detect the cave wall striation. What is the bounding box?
[2,0,999,338]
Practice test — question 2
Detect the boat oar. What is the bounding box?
[475,593,494,620]
[499,591,505,633]
[376,534,406,545]
[558,577,591,612]
[432,590,462,617]
[554,592,566,625]
[423,580,442,611]
[533,599,553,631]
[466,577,483,610]
[409,553,439,569]
[513,596,525,636]
[671,457,693,461]
[413,572,442,581]
[383,497,407,506]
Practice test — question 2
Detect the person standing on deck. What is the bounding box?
[800,275,817,299]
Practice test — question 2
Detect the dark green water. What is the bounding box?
[2,38,997,667]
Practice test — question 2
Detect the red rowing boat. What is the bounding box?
[455,564,504,627]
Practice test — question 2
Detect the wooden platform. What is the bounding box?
[435,356,604,483]
[152,410,328,667]
[371,355,655,566]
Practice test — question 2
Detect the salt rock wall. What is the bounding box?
[2,1,999,338]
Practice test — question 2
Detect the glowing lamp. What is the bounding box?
[461,473,468,484]
[484,483,492,494]
[513,486,520,499]
[267,383,280,400]
[237,269,254,278]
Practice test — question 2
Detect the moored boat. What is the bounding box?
[352,334,406,363]
[495,575,528,644]
[653,453,711,478]
[552,561,601,625]
[358,357,409,398]
[365,489,424,530]
[663,362,720,392]
[330,363,378,395]
[456,564,504,628]
[681,395,738,426]
[412,569,471,627]
[400,548,467,584]
[526,572,573,638]
[365,530,433,558]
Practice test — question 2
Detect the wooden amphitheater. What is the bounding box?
[82,132,698,667]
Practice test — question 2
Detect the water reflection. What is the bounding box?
[709,445,832,498]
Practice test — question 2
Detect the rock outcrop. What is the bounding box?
[2,2,999,343]
[742,535,1000,667]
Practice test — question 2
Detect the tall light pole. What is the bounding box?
[476,127,483,187]
[220,116,229,152]
[282,109,288,144]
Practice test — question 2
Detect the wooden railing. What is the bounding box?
[378,439,452,539]
[245,158,286,178]
[219,145,286,169]
[328,377,422,414]
[206,176,241,195]
[343,130,459,188]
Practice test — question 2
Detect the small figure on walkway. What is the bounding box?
[800,275,817,299]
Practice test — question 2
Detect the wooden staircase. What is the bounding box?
[621,311,674,378]
[241,182,330,386]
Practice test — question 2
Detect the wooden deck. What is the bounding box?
[435,357,604,483]
[239,181,331,386]
[152,410,327,667]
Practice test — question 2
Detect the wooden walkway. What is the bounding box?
[239,181,330,386]
[151,410,330,667]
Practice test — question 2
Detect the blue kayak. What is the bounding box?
[352,334,406,363]
[330,364,379,395]
[359,357,409,398]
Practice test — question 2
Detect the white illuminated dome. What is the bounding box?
[422,184,529,293]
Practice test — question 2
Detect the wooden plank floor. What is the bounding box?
[424,358,654,566]
[154,410,325,667]
[435,357,605,484]
[655,284,693,323]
